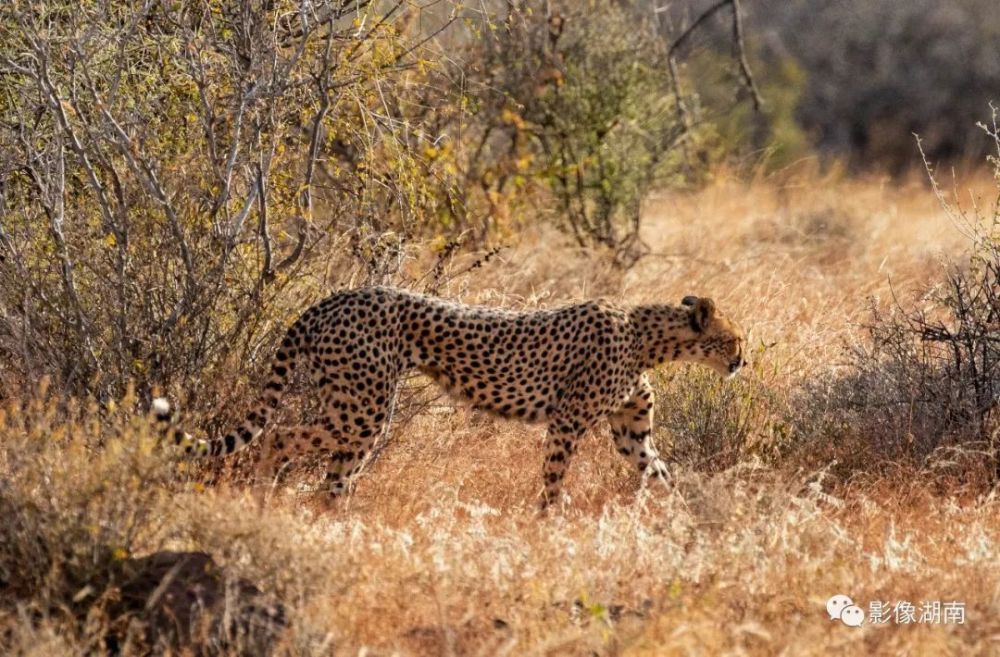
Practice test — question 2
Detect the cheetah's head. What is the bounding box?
[681,296,747,377]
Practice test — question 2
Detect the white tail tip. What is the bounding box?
[151,397,171,416]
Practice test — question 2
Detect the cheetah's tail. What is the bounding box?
[152,322,304,458]
[151,397,211,456]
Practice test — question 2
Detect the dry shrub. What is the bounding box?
[0,1,467,403]
[0,387,173,651]
[651,355,788,473]
[0,388,294,655]
[463,0,688,265]
[0,386,174,604]
[786,117,1000,485]
[789,267,1000,488]
[427,0,766,267]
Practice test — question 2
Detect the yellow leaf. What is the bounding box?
[500,108,525,130]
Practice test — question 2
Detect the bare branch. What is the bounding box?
[666,0,732,61]
[730,0,763,112]
[257,162,273,284]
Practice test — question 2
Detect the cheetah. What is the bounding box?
[155,286,746,507]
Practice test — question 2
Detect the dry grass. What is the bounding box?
[4,168,1000,656]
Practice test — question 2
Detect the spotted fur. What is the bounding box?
[155,286,746,506]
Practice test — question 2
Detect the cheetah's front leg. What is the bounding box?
[608,378,670,483]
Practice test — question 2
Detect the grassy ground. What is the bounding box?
[3,169,999,656]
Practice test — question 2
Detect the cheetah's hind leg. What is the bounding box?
[322,385,399,501]
[253,424,336,505]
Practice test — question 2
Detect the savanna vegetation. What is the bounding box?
[2,1,999,655]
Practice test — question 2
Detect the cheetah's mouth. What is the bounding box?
[727,358,746,376]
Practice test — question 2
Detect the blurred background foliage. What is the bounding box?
[717,0,1000,171]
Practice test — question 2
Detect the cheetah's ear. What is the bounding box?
[683,296,716,332]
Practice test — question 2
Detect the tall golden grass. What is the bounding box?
[3,168,998,655]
